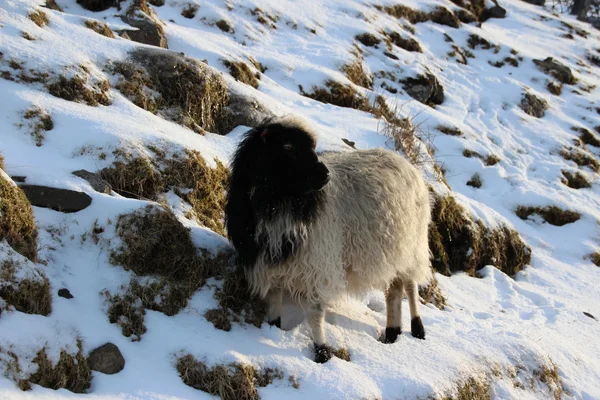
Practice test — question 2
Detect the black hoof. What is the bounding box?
[314,343,332,363]
[268,317,281,329]
[384,327,401,343]
[411,317,425,340]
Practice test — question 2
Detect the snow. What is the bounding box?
[1,0,600,398]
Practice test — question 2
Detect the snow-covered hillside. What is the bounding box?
[1,0,600,398]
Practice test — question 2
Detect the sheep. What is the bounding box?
[225,116,432,363]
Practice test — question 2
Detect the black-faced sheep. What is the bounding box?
[225,116,432,363]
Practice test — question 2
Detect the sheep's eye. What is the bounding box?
[283,143,293,151]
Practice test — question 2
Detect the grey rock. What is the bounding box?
[402,73,444,106]
[121,7,168,48]
[520,92,548,118]
[533,57,574,84]
[58,288,74,299]
[19,185,92,213]
[87,343,125,374]
[72,170,112,194]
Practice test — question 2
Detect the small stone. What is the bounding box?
[583,311,596,320]
[342,138,356,148]
[87,343,125,375]
[58,288,74,299]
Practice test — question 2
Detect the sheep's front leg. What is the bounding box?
[266,289,282,328]
[385,278,404,343]
[307,303,331,363]
[404,280,425,339]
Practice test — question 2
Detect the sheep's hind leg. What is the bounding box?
[384,278,404,343]
[266,289,282,328]
[404,280,425,339]
[307,303,331,363]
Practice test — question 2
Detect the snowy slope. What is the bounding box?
[1,0,600,399]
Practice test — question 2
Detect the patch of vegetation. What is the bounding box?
[441,376,490,400]
[110,49,231,134]
[204,264,266,331]
[560,148,600,173]
[44,0,63,11]
[384,31,422,53]
[216,19,233,33]
[23,106,53,147]
[467,173,482,188]
[46,73,111,106]
[106,205,232,338]
[0,154,4,170]
[100,149,229,235]
[0,255,51,316]
[485,155,500,166]
[587,53,600,68]
[300,80,371,112]
[588,252,600,267]
[438,125,462,136]
[84,20,114,38]
[223,60,259,89]
[332,347,351,361]
[181,3,198,19]
[250,7,278,29]
[355,32,381,47]
[516,205,581,226]
[547,81,562,96]
[573,127,600,147]
[383,4,460,27]
[561,170,591,189]
[341,59,372,90]
[0,173,38,262]
[22,32,35,41]
[534,362,562,400]
[418,274,447,310]
[29,10,49,28]
[520,92,548,118]
[176,354,283,400]
[429,194,532,277]
[467,34,499,52]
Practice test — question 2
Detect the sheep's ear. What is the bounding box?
[260,129,269,143]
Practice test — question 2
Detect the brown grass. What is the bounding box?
[467,34,498,51]
[560,148,600,173]
[332,347,351,361]
[355,33,381,47]
[485,155,500,166]
[44,0,63,11]
[574,127,600,147]
[216,19,233,33]
[204,264,267,331]
[516,205,581,226]
[100,149,229,235]
[223,60,259,88]
[176,354,282,400]
[84,20,114,38]
[23,106,53,147]
[441,377,491,400]
[0,174,38,262]
[534,362,562,400]
[547,81,562,96]
[0,257,51,316]
[438,125,462,136]
[181,3,198,18]
[111,49,230,134]
[383,5,460,28]
[589,252,600,266]
[0,154,4,170]
[384,31,422,53]
[47,74,110,106]
[418,273,447,310]
[430,195,532,277]
[561,170,591,189]
[29,10,49,27]
[300,80,371,111]
[341,60,372,89]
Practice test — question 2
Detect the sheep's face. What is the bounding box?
[260,123,330,196]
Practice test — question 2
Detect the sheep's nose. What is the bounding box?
[314,162,330,188]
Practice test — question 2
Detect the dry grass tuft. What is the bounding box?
[204,264,267,331]
[467,173,482,188]
[534,362,562,400]
[111,49,230,134]
[27,340,91,393]
[560,148,600,173]
[100,149,229,235]
[0,256,51,316]
[441,376,490,400]
[44,0,63,11]
[84,20,114,38]
[23,107,53,147]
[547,81,563,96]
[418,274,446,310]
[438,125,462,136]
[332,347,351,361]
[47,74,110,106]
[384,31,422,53]
[467,34,499,51]
[516,205,581,226]
[520,92,548,118]
[29,10,49,27]
[0,175,38,262]
[181,3,198,18]
[176,354,282,400]
[430,195,531,277]
[223,60,259,88]
[355,33,381,47]
[300,81,371,112]
[0,154,4,170]
[383,5,460,27]
[341,60,372,90]
[216,19,233,33]
[485,155,500,166]
[589,252,600,266]
[574,127,600,147]
[562,170,591,189]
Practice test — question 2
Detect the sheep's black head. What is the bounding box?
[257,121,329,196]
